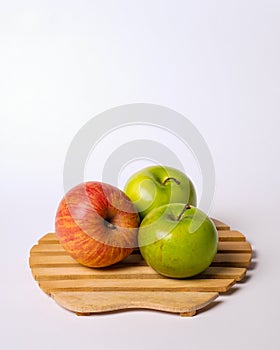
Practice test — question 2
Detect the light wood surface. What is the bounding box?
[29,218,252,317]
[52,291,219,316]
[30,240,252,255]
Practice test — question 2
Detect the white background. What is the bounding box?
[1,1,280,349]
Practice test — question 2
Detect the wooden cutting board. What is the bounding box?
[29,218,252,317]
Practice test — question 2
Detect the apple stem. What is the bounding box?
[177,204,191,221]
[106,222,116,230]
[162,177,181,186]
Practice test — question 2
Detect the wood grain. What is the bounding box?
[211,218,230,231]
[30,241,252,255]
[39,277,235,295]
[29,257,246,281]
[29,218,252,317]
[52,291,219,316]
[38,229,245,245]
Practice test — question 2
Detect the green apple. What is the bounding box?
[123,166,197,220]
[138,203,218,278]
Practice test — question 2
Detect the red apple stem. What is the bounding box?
[177,204,191,221]
[162,177,181,186]
[106,222,117,230]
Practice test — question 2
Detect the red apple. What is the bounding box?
[55,181,140,267]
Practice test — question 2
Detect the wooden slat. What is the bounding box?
[29,253,146,267]
[211,218,230,230]
[212,253,251,267]
[31,261,246,281]
[39,277,235,295]
[30,255,246,281]
[32,265,156,279]
[198,266,246,281]
[30,244,67,255]
[218,230,245,241]
[218,241,252,253]
[52,291,219,316]
[123,251,251,267]
[29,255,80,268]
[31,240,252,257]
[30,251,251,269]
[38,229,244,246]
[38,233,59,244]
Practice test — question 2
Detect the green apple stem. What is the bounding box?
[177,204,191,221]
[162,177,181,186]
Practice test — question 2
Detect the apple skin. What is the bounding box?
[124,166,197,220]
[138,203,218,278]
[55,181,140,268]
